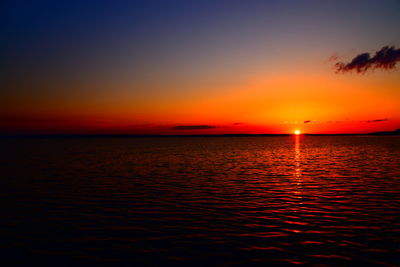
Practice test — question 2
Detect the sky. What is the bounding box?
[1,0,400,134]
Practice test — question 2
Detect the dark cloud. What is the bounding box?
[335,46,400,73]
[364,119,388,123]
[304,120,312,124]
[172,125,216,130]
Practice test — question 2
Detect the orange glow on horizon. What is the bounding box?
[1,68,399,135]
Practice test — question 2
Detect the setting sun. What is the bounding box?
[294,130,301,135]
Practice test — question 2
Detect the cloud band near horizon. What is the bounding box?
[172,125,216,130]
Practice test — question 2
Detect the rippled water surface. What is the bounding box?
[1,136,399,265]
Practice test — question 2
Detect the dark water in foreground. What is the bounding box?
[1,136,399,266]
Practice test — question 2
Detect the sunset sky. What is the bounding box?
[1,0,400,134]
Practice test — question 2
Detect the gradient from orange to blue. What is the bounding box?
[1,0,400,135]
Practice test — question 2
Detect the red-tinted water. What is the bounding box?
[1,136,399,265]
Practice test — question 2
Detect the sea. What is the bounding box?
[1,136,399,266]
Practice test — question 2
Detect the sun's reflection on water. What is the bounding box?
[294,135,303,201]
[294,135,302,180]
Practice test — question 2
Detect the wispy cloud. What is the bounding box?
[335,46,400,73]
[172,125,216,130]
[326,54,339,63]
[363,119,388,123]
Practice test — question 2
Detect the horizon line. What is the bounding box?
[1,130,399,138]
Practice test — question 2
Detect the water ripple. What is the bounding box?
[1,136,399,265]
